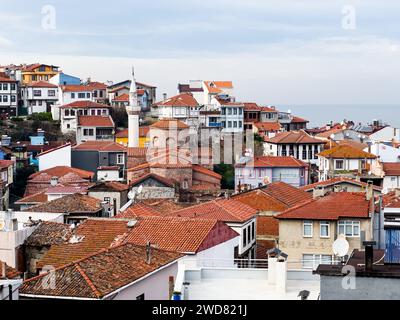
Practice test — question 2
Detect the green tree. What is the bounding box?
[214,163,235,190]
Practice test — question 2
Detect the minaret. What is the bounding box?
[127,67,140,148]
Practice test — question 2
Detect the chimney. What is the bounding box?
[50,176,58,187]
[313,186,325,199]
[363,241,376,271]
[163,93,168,101]
[366,181,373,201]
[146,241,152,264]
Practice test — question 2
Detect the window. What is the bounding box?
[87,93,91,98]
[281,145,287,156]
[222,121,226,128]
[228,121,232,128]
[252,222,255,240]
[338,220,360,237]
[228,108,232,115]
[302,254,333,269]
[2,95,7,103]
[104,197,111,204]
[302,147,307,160]
[239,121,242,128]
[71,93,75,99]
[247,225,251,243]
[71,110,75,116]
[117,154,124,165]
[67,124,70,129]
[33,90,42,97]
[83,129,94,136]
[239,108,243,115]
[182,179,189,190]
[233,121,238,128]
[335,160,344,170]
[48,90,56,97]
[221,108,226,115]
[78,93,85,99]
[93,90,98,98]
[10,83,16,91]
[233,108,238,115]
[303,220,313,237]
[320,221,330,238]
[243,228,247,247]
[38,100,42,106]
[11,95,16,103]
[314,145,319,159]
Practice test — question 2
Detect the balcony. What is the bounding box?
[208,122,223,128]
[96,135,114,140]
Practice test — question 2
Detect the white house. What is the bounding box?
[318,145,378,181]
[37,143,71,171]
[366,142,400,163]
[210,97,244,133]
[178,80,234,105]
[368,126,400,143]
[382,163,400,193]
[58,101,112,134]
[0,76,18,117]
[22,81,58,114]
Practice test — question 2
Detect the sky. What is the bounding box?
[0,0,400,107]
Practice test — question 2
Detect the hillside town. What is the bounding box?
[1,63,400,301]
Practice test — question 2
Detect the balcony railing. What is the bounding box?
[96,135,114,140]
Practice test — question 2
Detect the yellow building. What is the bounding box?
[21,64,60,84]
[116,126,150,148]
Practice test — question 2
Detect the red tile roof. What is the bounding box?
[37,219,132,268]
[291,116,309,123]
[74,141,127,152]
[1,260,21,279]
[115,126,149,138]
[265,131,323,144]
[129,173,175,188]
[15,192,48,205]
[29,166,94,180]
[382,191,400,208]
[112,93,129,102]
[169,198,258,223]
[77,115,114,127]
[277,192,372,220]
[127,147,148,158]
[20,243,182,299]
[61,82,106,92]
[26,81,58,88]
[0,160,14,169]
[60,101,111,109]
[150,119,190,130]
[254,122,281,131]
[237,156,308,168]
[318,145,377,159]
[124,217,239,253]
[115,203,162,218]
[0,76,16,82]
[261,181,312,208]
[243,102,261,111]
[301,177,382,192]
[154,93,199,107]
[233,189,288,212]
[88,181,129,192]
[25,221,73,247]
[383,163,400,176]
[204,81,233,93]
[24,193,103,214]
[192,165,222,179]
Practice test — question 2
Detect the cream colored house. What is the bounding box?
[277,191,374,269]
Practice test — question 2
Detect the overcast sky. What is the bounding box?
[0,0,400,105]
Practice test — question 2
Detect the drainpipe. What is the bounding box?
[8,284,13,301]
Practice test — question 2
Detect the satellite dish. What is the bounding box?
[332,235,349,257]
[137,185,143,195]
[330,134,335,140]
[0,219,5,231]
[128,190,136,200]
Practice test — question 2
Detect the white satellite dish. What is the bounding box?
[332,235,350,257]
[137,185,143,195]
[128,190,136,200]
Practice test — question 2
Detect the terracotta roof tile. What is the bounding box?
[60,101,110,109]
[301,177,382,192]
[192,165,222,179]
[233,189,288,212]
[1,260,21,279]
[88,181,129,192]
[25,221,73,247]
[265,131,323,144]
[261,181,312,207]
[254,122,282,131]
[129,173,175,188]
[74,141,127,152]
[237,156,308,168]
[168,198,257,223]
[15,192,48,205]
[154,93,199,107]
[115,203,162,218]
[150,119,189,130]
[20,243,182,299]
[29,166,94,180]
[112,93,129,102]
[318,145,377,159]
[78,115,114,127]
[26,81,58,88]
[277,192,372,220]
[24,194,102,214]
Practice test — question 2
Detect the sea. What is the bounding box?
[279,104,400,128]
